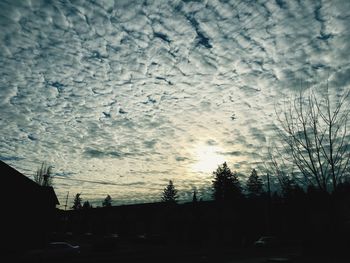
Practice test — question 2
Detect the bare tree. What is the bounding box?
[264,147,299,192]
[34,162,53,187]
[274,87,350,192]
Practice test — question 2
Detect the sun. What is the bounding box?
[191,144,226,174]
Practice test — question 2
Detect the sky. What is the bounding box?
[1,0,350,207]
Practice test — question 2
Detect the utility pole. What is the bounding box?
[267,173,271,199]
[266,173,272,235]
[64,191,69,211]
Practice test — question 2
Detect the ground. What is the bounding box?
[12,241,349,263]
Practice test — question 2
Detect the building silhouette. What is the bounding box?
[1,160,59,252]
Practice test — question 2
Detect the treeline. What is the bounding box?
[71,193,113,210]
[160,163,265,204]
[57,162,350,258]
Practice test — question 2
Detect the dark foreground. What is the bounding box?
[4,240,349,263]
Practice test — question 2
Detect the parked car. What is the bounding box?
[24,242,80,262]
[42,242,80,260]
[254,236,280,248]
[265,257,292,263]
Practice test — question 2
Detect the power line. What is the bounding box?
[52,176,164,191]
[52,176,121,186]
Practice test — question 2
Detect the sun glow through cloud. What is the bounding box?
[191,144,226,174]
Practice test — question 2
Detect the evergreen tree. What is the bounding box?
[102,195,112,207]
[82,201,92,209]
[162,180,179,203]
[246,169,264,198]
[212,162,242,202]
[72,193,82,210]
[192,189,198,203]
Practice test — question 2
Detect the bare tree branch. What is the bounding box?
[271,87,350,192]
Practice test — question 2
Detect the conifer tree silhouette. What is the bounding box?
[212,162,242,202]
[192,189,198,203]
[103,195,112,207]
[246,169,264,198]
[162,180,179,203]
[72,193,82,210]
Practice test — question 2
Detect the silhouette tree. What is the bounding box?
[34,162,53,187]
[162,180,179,203]
[192,189,198,203]
[274,88,350,192]
[83,200,92,209]
[212,162,242,202]
[280,178,300,198]
[72,193,82,210]
[246,169,264,198]
[102,195,112,207]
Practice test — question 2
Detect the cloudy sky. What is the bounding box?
[1,0,350,207]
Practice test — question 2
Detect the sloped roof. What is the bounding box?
[42,185,60,205]
[1,160,59,206]
[1,160,41,190]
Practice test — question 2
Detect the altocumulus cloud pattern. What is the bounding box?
[1,0,350,206]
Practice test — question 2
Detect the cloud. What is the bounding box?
[143,139,157,149]
[222,151,242,157]
[175,156,188,162]
[83,147,136,159]
[206,139,217,146]
[0,156,25,161]
[54,171,75,177]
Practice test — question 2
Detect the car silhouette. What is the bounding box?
[24,241,80,262]
[254,236,279,248]
[42,242,80,260]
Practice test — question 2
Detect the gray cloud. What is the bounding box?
[222,151,242,157]
[175,156,188,162]
[0,156,25,161]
